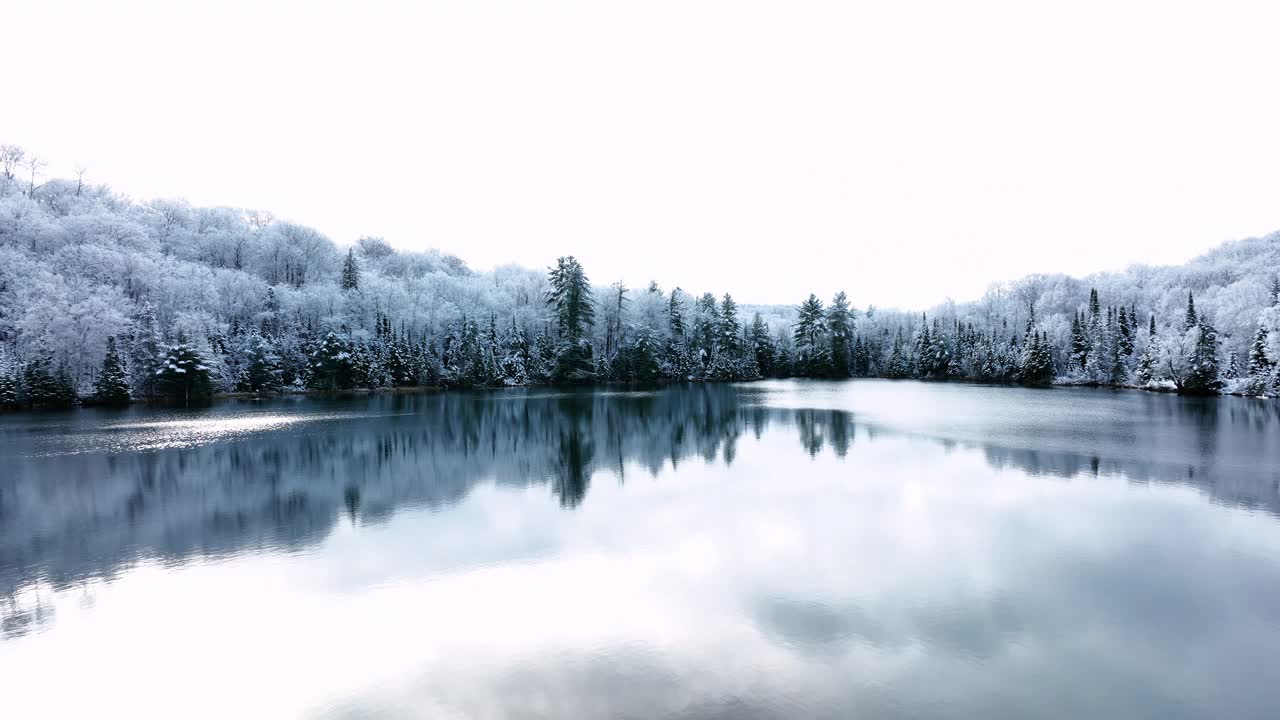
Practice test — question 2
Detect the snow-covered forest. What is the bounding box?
[1,142,1278,409]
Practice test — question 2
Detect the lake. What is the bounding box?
[2,380,1279,719]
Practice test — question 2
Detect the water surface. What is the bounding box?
[2,380,1279,719]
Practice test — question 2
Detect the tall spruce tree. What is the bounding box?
[793,294,828,377]
[307,332,354,391]
[1183,315,1222,394]
[155,341,213,406]
[245,333,284,393]
[129,302,164,397]
[340,248,360,291]
[544,257,596,382]
[92,337,131,406]
[827,291,853,378]
[1184,291,1198,331]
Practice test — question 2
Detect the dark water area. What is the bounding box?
[2,380,1279,718]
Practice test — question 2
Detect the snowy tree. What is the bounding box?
[0,349,20,408]
[91,336,131,406]
[793,294,828,376]
[1136,315,1159,385]
[129,302,164,398]
[340,248,360,291]
[155,341,213,405]
[1017,331,1054,386]
[244,333,284,393]
[1183,316,1223,394]
[827,291,853,378]
[307,332,354,391]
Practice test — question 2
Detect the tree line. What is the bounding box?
[2,142,1279,409]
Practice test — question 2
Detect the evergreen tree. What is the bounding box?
[1017,331,1054,386]
[155,341,213,405]
[544,257,596,383]
[340,248,360,291]
[1182,316,1222,394]
[1070,312,1089,371]
[23,354,76,408]
[885,328,911,379]
[91,336,131,406]
[623,326,662,381]
[718,293,741,356]
[1117,307,1134,357]
[0,367,17,408]
[690,293,719,375]
[1184,291,1198,331]
[545,256,595,344]
[1248,326,1271,377]
[245,333,284,393]
[749,313,775,377]
[826,291,853,378]
[306,332,354,391]
[1135,315,1159,385]
[793,294,828,376]
[129,302,164,397]
[667,288,685,339]
[1223,349,1240,380]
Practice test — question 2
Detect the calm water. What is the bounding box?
[2,380,1280,719]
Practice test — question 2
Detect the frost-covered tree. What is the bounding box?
[307,332,354,391]
[827,291,853,378]
[1183,316,1223,394]
[129,302,164,398]
[793,294,828,376]
[340,248,360,291]
[1017,331,1054,386]
[244,333,283,393]
[91,337,131,406]
[155,341,213,405]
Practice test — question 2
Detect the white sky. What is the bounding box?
[6,1,1280,307]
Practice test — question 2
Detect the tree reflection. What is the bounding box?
[1,383,1278,606]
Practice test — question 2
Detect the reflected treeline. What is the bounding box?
[2,384,1279,604]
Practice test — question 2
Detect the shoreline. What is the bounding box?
[4,376,1273,414]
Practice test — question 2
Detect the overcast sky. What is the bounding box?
[6,1,1280,307]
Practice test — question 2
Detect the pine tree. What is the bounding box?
[1117,307,1134,357]
[667,288,685,339]
[91,337,131,406]
[497,318,530,385]
[749,313,775,377]
[793,294,828,377]
[1244,325,1272,395]
[1135,315,1159,385]
[1184,291,1198,331]
[1223,349,1240,380]
[1248,326,1271,376]
[0,367,17,408]
[545,256,595,344]
[544,257,596,383]
[129,302,164,397]
[1070,312,1089,371]
[245,333,284,393]
[155,341,213,406]
[1182,316,1222,394]
[340,248,361,291]
[22,354,76,408]
[306,332,354,391]
[826,291,853,378]
[1017,331,1054,386]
